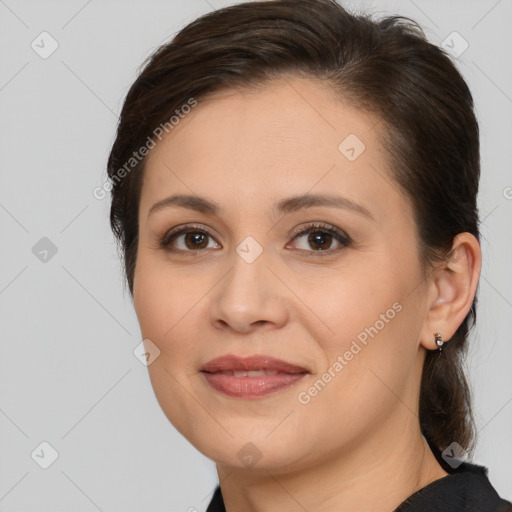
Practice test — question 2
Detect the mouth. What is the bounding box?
[208,369,282,377]
[200,354,310,398]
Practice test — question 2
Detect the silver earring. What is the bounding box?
[434,332,446,351]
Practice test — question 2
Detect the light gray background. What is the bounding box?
[1,0,511,510]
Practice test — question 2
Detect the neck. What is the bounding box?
[215,410,448,512]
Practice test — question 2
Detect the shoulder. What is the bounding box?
[205,463,511,512]
[394,462,512,511]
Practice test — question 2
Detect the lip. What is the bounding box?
[201,354,310,374]
[200,354,310,399]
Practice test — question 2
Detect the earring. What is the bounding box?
[434,332,446,351]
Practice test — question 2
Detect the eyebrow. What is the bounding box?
[147,193,374,221]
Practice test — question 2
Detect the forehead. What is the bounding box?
[139,76,407,223]
[147,76,378,162]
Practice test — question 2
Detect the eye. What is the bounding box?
[160,224,220,253]
[286,222,352,255]
[160,222,352,256]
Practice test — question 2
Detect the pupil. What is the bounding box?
[309,231,331,250]
[186,232,207,249]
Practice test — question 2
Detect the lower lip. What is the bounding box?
[201,371,307,398]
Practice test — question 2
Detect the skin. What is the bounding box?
[132,76,481,511]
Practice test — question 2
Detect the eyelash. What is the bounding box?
[160,222,352,257]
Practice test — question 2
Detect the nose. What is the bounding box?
[209,248,289,334]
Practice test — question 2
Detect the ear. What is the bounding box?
[419,232,482,351]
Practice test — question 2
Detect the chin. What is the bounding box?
[189,429,311,472]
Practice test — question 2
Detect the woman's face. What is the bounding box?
[133,76,432,473]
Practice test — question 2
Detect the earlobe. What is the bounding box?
[419,232,482,351]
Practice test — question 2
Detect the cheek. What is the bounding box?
[294,259,404,352]
[133,253,213,381]
[133,252,194,341]
[300,256,420,404]
[293,302,417,450]
[299,258,421,417]
[133,256,206,439]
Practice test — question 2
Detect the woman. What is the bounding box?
[106,0,511,510]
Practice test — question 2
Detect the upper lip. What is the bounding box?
[201,354,310,374]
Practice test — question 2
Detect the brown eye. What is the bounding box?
[161,226,221,252]
[305,231,334,251]
[181,231,210,250]
[288,223,351,254]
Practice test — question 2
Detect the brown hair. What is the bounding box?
[107,0,480,458]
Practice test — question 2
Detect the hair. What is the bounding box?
[107,0,480,459]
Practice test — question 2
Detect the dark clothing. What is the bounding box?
[206,462,511,511]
